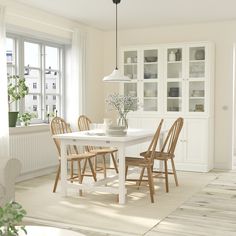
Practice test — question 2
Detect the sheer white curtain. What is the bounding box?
[0,6,9,158]
[66,28,86,129]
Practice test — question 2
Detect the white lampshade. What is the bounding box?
[103,69,131,82]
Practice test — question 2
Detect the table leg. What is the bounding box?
[61,141,68,196]
[117,145,126,204]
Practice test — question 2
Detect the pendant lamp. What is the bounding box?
[103,0,131,82]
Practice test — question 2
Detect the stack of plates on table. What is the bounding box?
[106,125,127,136]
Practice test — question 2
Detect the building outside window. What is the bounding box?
[6,35,64,122]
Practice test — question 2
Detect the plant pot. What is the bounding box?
[8,111,19,127]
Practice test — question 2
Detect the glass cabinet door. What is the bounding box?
[143,49,159,112]
[124,83,138,111]
[123,50,138,80]
[188,46,206,113]
[166,47,183,112]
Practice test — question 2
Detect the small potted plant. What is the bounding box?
[0,201,27,236]
[18,112,34,126]
[8,75,29,127]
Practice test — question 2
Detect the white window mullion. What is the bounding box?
[19,37,25,114]
[41,44,45,121]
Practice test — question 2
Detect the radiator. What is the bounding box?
[9,127,58,177]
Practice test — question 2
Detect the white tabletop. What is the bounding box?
[19,226,83,236]
[53,128,154,142]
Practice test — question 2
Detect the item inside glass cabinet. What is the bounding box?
[195,104,204,112]
[169,87,179,97]
[168,51,176,61]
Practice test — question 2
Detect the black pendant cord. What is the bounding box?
[115,2,118,70]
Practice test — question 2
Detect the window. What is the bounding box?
[33,83,37,89]
[6,34,64,122]
[33,105,37,111]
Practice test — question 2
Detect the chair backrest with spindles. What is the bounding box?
[161,117,184,156]
[144,119,164,163]
[50,117,77,156]
[78,115,94,152]
[78,115,91,131]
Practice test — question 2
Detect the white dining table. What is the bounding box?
[53,128,155,204]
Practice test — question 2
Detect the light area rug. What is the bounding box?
[15,171,216,236]
[145,171,236,236]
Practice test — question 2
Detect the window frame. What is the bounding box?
[6,33,65,123]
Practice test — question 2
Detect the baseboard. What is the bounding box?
[17,165,58,182]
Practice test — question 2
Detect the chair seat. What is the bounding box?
[140,151,174,160]
[125,156,151,166]
[59,152,96,161]
[90,147,117,155]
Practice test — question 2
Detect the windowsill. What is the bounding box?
[9,123,50,135]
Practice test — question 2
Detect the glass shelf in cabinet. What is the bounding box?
[124,62,137,65]
[167,97,182,99]
[144,97,158,99]
[189,97,204,99]
[144,62,158,65]
[189,59,205,63]
[167,108,181,112]
[167,61,182,64]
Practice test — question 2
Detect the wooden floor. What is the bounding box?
[145,171,236,236]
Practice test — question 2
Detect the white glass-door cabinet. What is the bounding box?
[120,42,214,172]
[121,46,162,113]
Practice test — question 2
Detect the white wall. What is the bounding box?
[1,0,105,125]
[103,21,236,170]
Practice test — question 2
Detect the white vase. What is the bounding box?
[169,51,176,61]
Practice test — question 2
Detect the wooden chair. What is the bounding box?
[125,119,163,203]
[140,117,184,193]
[50,117,97,193]
[78,115,119,178]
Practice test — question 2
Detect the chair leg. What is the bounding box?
[164,160,169,193]
[137,167,145,189]
[111,152,119,173]
[125,165,128,179]
[171,158,179,186]
[81,158,88,181]
[53,164,61,193]
[77,160,83,196]
[147,166,154,203]
[102,155,107,178]
[70,160,74,182]
[94,156,97,173]
[88,158,97,181]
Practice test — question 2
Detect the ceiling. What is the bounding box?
[14,0,236,31]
